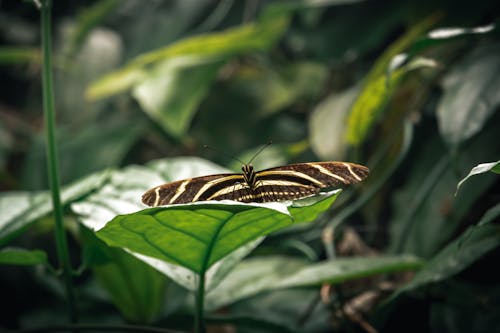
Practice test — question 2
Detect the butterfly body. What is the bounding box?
[142,161,369,207]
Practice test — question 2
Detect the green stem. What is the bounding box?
[40,0,78,323]
[194,272,206,333]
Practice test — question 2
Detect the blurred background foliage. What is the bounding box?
[1,0,500,332]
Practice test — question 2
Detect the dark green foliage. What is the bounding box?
[1,0,499,332]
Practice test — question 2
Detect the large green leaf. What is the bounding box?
[72,156,342,288]
[86,16,289,100]
[0,248,48,266]
[72,157,250,290]
[0,170,110,246]
[71,157,230,231]
[437,42,500,147]
[206,254,422,310]
[96,191,341,275]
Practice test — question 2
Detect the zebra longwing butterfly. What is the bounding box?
[142,161,369,207]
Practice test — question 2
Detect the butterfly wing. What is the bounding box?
[142,173,246,206]
[142,161,369,206]
[255,161,369,190]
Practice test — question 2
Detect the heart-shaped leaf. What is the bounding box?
[96,192,341,276]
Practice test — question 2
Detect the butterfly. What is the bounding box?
[142,161,369,206]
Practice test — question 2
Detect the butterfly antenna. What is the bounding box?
[248,140,273,164]
[203,145,246,165]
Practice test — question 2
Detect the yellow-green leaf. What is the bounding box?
[345,12,442,145]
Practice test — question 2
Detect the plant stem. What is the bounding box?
[40,0,78,323]
[194,272,206,333]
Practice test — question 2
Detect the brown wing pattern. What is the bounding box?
[141,161,369,207]
[256,162,369,188]
[141,173,244,206]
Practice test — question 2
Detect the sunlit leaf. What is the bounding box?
[437,42,500,147]
[86,17,289,100]
[0,248,48,266]
[345,12,441,145]
[427,23,495,39]
[456,160,500,194]
[0,170,110,246]
[68,158,283,289]
[96,191,340,276]
[72,157,229,231]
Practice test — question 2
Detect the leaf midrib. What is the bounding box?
[199,213,234,275]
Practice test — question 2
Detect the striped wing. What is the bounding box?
[142,173,246,206]
[142,161,369,206]
[252,161,369,201]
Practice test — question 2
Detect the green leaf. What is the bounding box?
[394,204,500,296]
[206,254,422,310]
[0,170,110,246]
[72,156,342,289]
[132,57,224,138]
[82,228,167,323]
[277,254,423,288]
[456,160,500,194]
[0,47,40,65]
[72,157,230,231]
[0,248,48,266]
[86,16,289,100]
[85,12,289,138]
[345,13,441,145]
[128,236,265,292]
[437,43,500,147]
[96,191,340,276]
[72,157,244,290]
[309,84,360,160]
[389,122,500,258]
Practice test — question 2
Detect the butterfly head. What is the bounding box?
[242,164,257,188]
[242,163,253,174]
